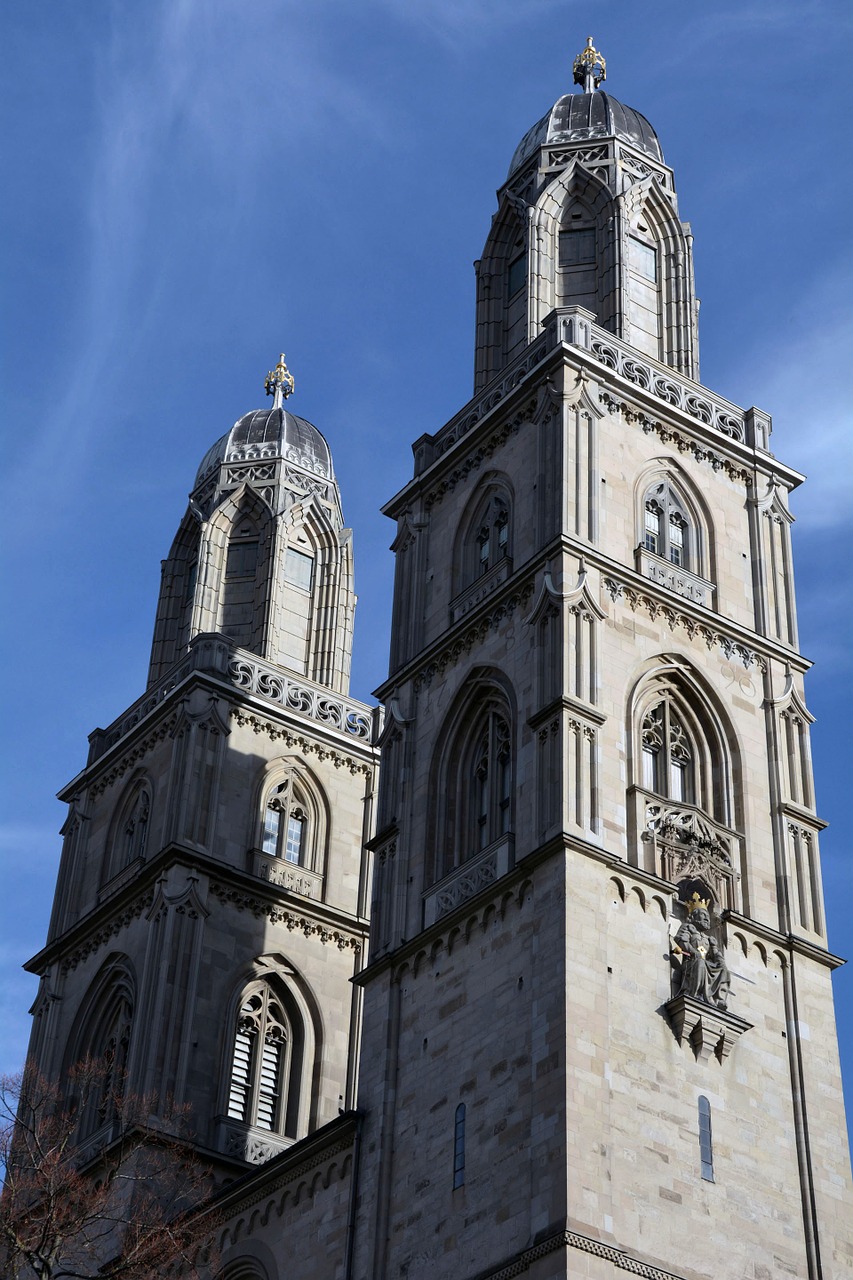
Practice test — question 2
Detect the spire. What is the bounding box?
[573,36,606,94]
[265,353,295,409]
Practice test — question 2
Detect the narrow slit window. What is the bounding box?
[698,1095,714,1182]
[507,254,526,298]
[453,1103,466,1189]
[284,547,314,591]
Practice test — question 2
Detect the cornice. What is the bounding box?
[375,571,537,700]
[357,833,675,987]
[722,909,845,970]
[471,1224,690,1280]
[26,845,368,976]
[63,643,379,801]
[595,557,810,674]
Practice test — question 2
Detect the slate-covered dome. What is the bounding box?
[194,407,334,490]
[508,89,662,179]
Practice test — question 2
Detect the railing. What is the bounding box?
[215,1117,294,1165]
[449,559,512,623]
[423,834,514,927]
[228,655,375,742]
[89,635,380,763]
[635,549,714,609]
[253,851,324,901]
[550,309,748,443]
[415,308,760,480]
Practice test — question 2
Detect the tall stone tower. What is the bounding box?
[352,41,852,1280]
[24,356,379,1172]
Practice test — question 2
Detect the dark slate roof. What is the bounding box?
[508,90,663,177]
[194,408,333,488]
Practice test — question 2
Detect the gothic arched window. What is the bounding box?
[454,483,513,598]
[641,701,694,803]
[104,779,151,884]
[435,686,515,882]
[227,985,291,1132]
[261,779,310,867]
[471,709,512,851]
[643,481,691,570]
[475,498,510,577]
[69,961,135,1141]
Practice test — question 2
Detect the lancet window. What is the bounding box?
[71,963,135,1141]
[643,481,691,569]
[104,779,151,883]
[227,985,290,1132]
[472,710,512,851]
[261,780,308,867]
[436,687,515,882]
[455,484,513,596]
[641,702,694,803]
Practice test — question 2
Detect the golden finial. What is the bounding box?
[682,891,711,915]
[265,353,295,408]
[573,36,606,93]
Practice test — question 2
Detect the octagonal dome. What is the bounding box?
[508,89,662,179]
[194,407,333,490]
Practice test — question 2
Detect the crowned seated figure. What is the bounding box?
[673,893,731,1010]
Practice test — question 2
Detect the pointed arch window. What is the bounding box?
[104,780,151,885]
[642,702,694,803]
[643,481,691,570]
[227,985,290,1132]
[472,710,512,851]
[261,780,308,866]
[71,965,135,1142]
[472,495,511,580]
[437,692,515,883]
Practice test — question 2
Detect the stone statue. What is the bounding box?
[673,897,731,1010]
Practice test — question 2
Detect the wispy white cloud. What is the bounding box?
[737,263,853,531]
[12,0,388,498]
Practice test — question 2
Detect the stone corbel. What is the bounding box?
[665,992,752,1064]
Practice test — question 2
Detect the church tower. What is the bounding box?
[25,358,379,1171]
[352,41,852,1280]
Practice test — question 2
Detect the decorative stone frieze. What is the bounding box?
[415,338,548,476]
[216,1117,294,1165]
[59,889,155,973]
[449,557,512,622]
[581,327,746,440]
[603,576,767,670]
[413,578,535,689]
[208,882,362,949]
[229,710,372,775]
[664,992,752,1063]
[228,654,375,742]
[423,406,535,510]
[643,799,740,911]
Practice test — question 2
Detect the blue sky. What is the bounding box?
[1,1,851,1144]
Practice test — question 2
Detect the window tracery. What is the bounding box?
[261,779,308,867]
[227,985,290,1133]
[475,498,510,577]
[641,702,694,803]
[434,687,515,884]
[643,481,691,569]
